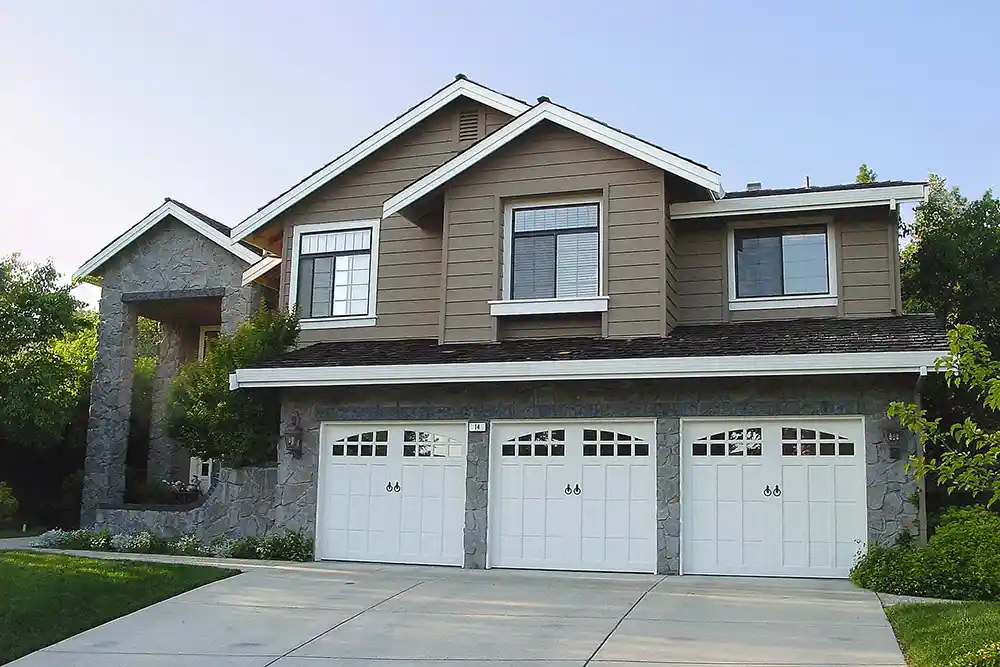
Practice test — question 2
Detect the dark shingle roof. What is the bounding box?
[724,181,925,199]
[166,198,262,256]
[257,315,946,369]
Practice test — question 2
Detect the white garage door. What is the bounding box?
[682,418,867,578]
[489,420,657,573]
[316,422,466,566]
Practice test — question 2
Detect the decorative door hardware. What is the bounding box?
[386,481,401,493]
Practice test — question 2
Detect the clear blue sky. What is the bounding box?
[2,1,997,306]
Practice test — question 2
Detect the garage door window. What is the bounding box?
[403,430,464,458]
[781,427,855,456]
[582,429,650,457]
[501,429,566,457]
[691,427,762,457]
[331,430,389,457]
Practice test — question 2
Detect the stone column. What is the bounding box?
[147,323,185,484]
[80,292,138,527]
[221,284,268,335]
[463,429,489,568]
[657,418,681,575]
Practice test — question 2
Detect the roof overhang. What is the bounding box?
[241,255,282,286]
[669,183,928,220]
[73,200,259,282]
[230,78,530,241]
[230,350,942,389]
[382,102,724,220]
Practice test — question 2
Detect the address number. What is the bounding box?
[468,422,488,433]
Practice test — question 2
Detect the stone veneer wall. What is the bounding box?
[95,467,277,541]
[277,374,919,574]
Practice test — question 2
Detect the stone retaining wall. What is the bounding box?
[94,467,277,541]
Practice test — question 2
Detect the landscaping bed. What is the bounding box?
[888,602,1000,667]
[0,550,236,664]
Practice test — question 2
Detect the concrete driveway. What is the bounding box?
[11,562,904,666]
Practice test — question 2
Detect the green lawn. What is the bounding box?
[888,602,1000,666]
[0,550,237,664]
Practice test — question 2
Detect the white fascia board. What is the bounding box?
[231,350,945,389]
[383,102,723,219]
[230,80,530,241]
[241,255,282,286]
[669,183,928,220]
[73,201,259,281]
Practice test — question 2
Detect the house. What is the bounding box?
[74,75,946,577]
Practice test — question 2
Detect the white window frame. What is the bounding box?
[198,325,221,361]
[288,219,380,330]
[490,194,610,317]
[727,218,838,311]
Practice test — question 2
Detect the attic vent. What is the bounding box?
[457,109,481,142]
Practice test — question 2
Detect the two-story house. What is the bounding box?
[76,75,946,578]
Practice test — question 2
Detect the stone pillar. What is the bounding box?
[147,323,185,484]
[221,284,268,335]
[463,429,489,568]
[81,292,138,527]
[866,411,919,546]
[657,418,681,574]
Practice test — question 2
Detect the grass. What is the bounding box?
[887,602,1000,666]
[0,550,237,664]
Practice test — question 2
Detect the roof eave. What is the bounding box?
[669,183,927,220]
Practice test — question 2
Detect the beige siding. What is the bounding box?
[442,123,666,343]
[676,208,899,324]
[499,314,602,340]
[274,100,511,343]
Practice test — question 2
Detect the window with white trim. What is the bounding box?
[503,198,602,300]
[289,220,379,327]
[728,220,837,310]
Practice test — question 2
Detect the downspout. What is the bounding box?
[915,365,929,542]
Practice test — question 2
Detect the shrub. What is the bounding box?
[949,642,1000,667]
[32,528,71,548]
[0,482,18,522]
[852,506,1000,600]
[256,531,313,562]
[110,531,166,554]
[169,534,208,556]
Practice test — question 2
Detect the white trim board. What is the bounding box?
[74,200,260,281]
[230,350,943,389]
[230,78,530,241]
[241,255,282,286]
[669,183,927,220]
[382,102,724,219]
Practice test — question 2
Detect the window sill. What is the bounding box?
[488,296,610,317]
[729,295,838,311]
[299,315,377,330]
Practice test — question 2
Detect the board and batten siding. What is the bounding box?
[676,208,899,324]
[441,123,668,343]
[272,101,511,344]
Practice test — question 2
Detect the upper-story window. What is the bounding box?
[728,220,837,311]
[289,220,380,329]
[491,195,609,317]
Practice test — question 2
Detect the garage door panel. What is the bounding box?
[581,500,605,538]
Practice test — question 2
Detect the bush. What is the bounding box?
[852,506,1000,600]
[949,642,1000,667]
[169,535,208,556]
[227,535,261,559]
[0,482,18,522]
[256,531,313,562]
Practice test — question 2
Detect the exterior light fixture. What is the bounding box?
[885,419,904,461]
[283,411,304,459]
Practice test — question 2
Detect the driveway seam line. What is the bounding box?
[582,575,666,667]
[261,579,426,667]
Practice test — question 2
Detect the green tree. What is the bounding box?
[856,163,879,183]
[889,325,1000,506]
[901,175,1000,351]
[165,308,299,467]
[0,255,87,444]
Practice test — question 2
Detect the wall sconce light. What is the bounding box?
[283,411,304,459]
[885,419,904,461]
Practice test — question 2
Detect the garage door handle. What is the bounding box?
[573,484,581,495]
[763,485,772,497]
[565,484,572,495]
[386,482,400,493]
[773,485,781,497]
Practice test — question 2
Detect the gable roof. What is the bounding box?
[229,76,530,241]
[382,100,723,219]
[73,199,261,282]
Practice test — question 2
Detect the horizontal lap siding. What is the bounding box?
[499,314,603,339]
[677,226,726,323]
[838,210,896,317]
[442,123,665,342]
[276,101,511,342]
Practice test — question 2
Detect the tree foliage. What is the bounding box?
[889,325,1000,506]
[165,308,299,467]
[856,163,879,183]
[0,255,88,445]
